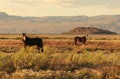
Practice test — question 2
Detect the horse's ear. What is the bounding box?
[86,34,89,37]
[22,33,26,36]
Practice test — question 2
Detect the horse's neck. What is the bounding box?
[23,36,29,40]
[22,36,26,40]
[26,36,30,40]
[83,35,87,37]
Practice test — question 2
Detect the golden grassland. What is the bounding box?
[0,34,120,79]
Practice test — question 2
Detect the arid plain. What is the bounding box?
[0,34,120,79]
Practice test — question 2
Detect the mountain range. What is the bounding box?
[0,12,120,34]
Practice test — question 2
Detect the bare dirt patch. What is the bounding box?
[0,39,120,53]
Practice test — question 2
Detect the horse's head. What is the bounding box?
[22,33,27,41]
[85,34,89,39]
[84,34,88,37]
[22,33,26,36]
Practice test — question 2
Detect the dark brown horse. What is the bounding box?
[22,33,43,52]
[74,35,88,46]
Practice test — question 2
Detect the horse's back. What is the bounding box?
[35,37,43,47]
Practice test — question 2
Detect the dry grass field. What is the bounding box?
[0,34,120,53]
[0,34,120,79]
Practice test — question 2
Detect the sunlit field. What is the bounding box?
[0,34,120,79]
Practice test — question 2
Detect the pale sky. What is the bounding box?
[0,0,120,17]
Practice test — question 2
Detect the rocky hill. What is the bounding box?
[62,27,117,35]
[0,12,120,34]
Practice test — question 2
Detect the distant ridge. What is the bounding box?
[62,27,117,35]
[0,12,120,34]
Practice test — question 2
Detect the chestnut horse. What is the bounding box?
[22,33,43,52]
[74,35,88,46]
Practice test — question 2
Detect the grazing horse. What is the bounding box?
[74,35,88,46]
[22,33,44,52]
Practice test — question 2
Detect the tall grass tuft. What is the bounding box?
[0,46,120,79]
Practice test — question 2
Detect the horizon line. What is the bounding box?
[1,12,120,17]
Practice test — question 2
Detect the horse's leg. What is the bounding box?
[82,39,86,45]
[37,46,40,53]
[23,44,26,50]
[41,47,44,52]
[37,47,43,53]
